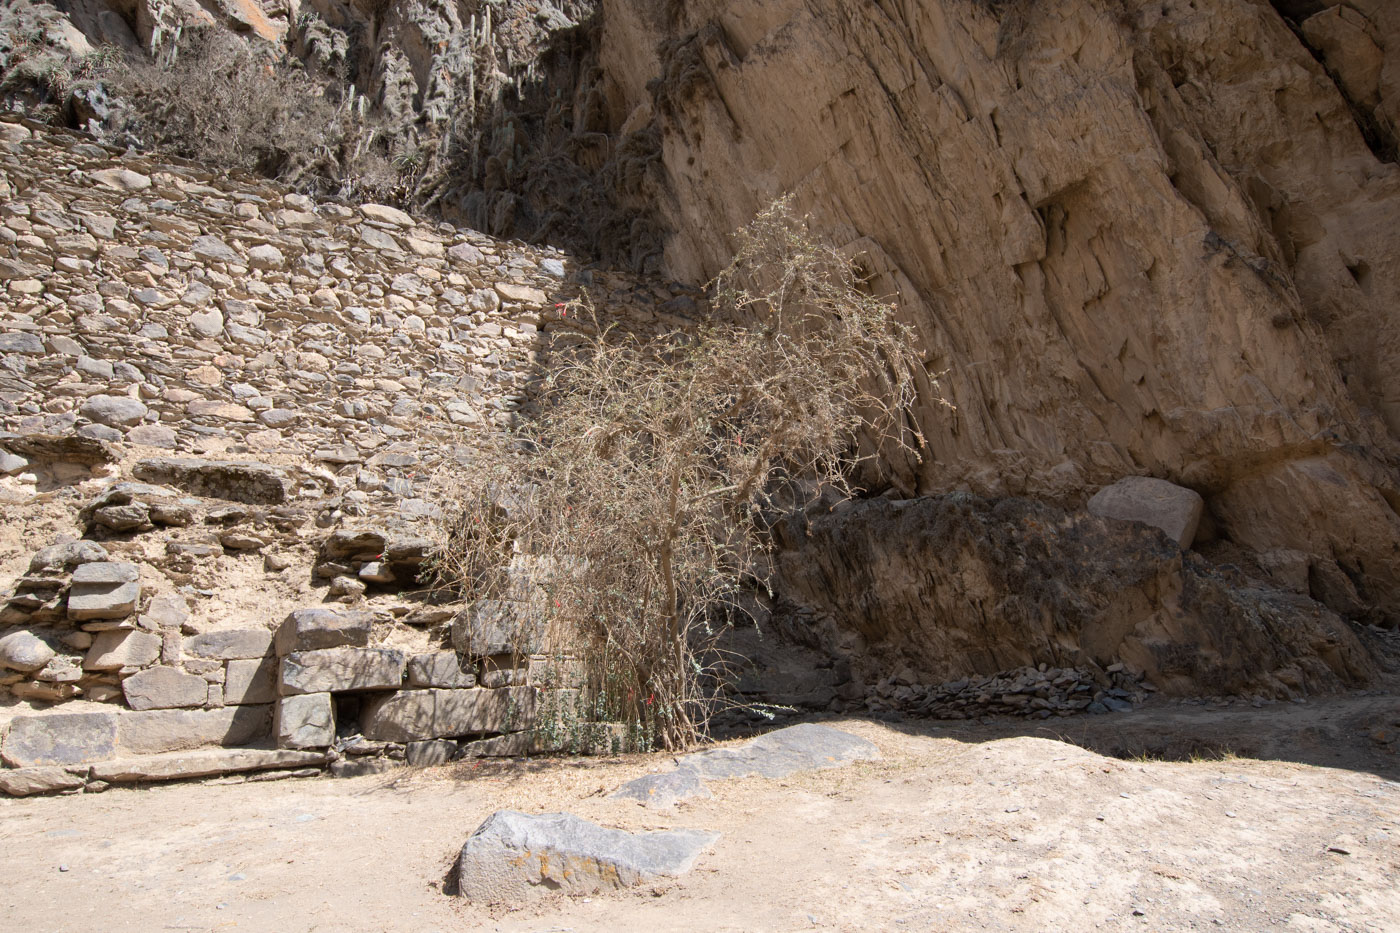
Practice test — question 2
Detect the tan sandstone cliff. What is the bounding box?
[590,0,1400,631]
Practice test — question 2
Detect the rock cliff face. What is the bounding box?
[594,0,1400,629]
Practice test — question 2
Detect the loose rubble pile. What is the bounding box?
[0,114,685,796]
[858,664,1149,721]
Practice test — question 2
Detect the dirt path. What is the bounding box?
[3,701,1399,932]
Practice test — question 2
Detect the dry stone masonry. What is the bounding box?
[0,114,682,795]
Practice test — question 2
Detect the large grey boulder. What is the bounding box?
[121,666,209,710]
[676,723,881,780]
[275,607,373,655]
[1087,476,1204,548]
[1,711,117,767]
[279,647,406,695]
[456,811,719,902]
[0,630,56,671]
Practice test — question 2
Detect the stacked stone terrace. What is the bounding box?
[0,115,693,796]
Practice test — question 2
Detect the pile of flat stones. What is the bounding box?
[860,663,1150,720]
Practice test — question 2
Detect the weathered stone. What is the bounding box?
[279,647,406,695]
[124,424,178,447]
[1,711,117,767]
[79,394,147,427]
[247,244,285,269]
[185,628,272,660]
[224,656,277,705]
[0,766,87,797]
[494,283,548,305]
[90,167,150,191]
[116,705,270,755]
[72,561,139,585]
[27,540,109,574]
[451,600,537,657]
[187,400,254,422]
[122,665,209,710]
[455,811,719,901]
[407,651,476,688]
[190,235,240,264]
[676,724,880,780]
[0,332,44,354]
[361,690,436,742]
[1,433,116,466]
[276,693,334,749]
[91,748,326,783]
[275,607,373,654]
[83,629,160,670]
[435,686,535,737]
[360,203,415,227]
[0,630,56,672]
[330,758,400,778]
[406,739,456,766]
[132,457,291,504]
[1087,476,1204,548]
[611,767,713,809]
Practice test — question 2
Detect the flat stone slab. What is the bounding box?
[90,748,326,783]
[279,647,406,695]
[122,665,209,710]
[0,766,87,797]
[275,607,373,655]
[456,810,719,902]
[116,705,270,755]
[2,711,117,768]
[185,628,273,660]
[611,768,713,809]
[132,457,292,505]
[675,723,881,781]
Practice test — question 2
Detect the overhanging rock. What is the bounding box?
[455,810,719,902]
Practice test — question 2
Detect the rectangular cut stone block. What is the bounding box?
[84,629,161,670]
[1,711,117,767]
[406,739,456,767]
[275,608,373,655]
[68,563,141,621]
[434,686,536,738]
[116,705,270,755]
[185,628,272,660]
[362,690,436,743]
[121,665,209,710]
[224,656,277,705]
[91,748,326,783]
[280,647,406,695]
[408,651,476,688]
[277,693,334,749]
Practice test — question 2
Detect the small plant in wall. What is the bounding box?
[431,197,938,750]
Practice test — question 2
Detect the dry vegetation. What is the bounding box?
[430,199,938,750]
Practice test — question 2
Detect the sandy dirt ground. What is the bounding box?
[2,699,1399,933]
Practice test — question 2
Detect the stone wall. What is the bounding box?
[0,114,666,795]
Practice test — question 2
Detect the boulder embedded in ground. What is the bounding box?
[275,607,373,655]
[67,561,141,621]
[276,693,335,749]
[677,723,880,780]
[0,766,87,797]
[611,767,713,809]
[279,647,406,695]
[1,711,118,767]
[185,628,272,660]
[116,705,270,755]
[0,630,56,671]
[83,628,161,670]
[1087,476,1204,548]
[455,811,719,902]
[121,665,209,710]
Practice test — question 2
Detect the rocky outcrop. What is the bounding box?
[597,0,1400,627]
[774,495,1379,699]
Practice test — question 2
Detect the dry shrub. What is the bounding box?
[430,198,936,750]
